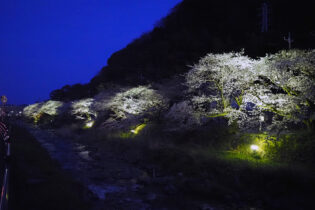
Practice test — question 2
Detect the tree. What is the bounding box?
[185,50,315,133]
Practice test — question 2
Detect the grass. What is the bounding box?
[144,143,315,209]
[7,125,92,210]
[143,127,315,208]
[53,122,315,209]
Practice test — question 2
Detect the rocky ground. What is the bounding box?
[7,125,91,210]
[11,120,315,210]
[15,122,223,210]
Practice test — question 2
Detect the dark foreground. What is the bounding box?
[3,124,315,210]
[7,125,91,210]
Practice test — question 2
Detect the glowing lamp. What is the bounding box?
[130,123,146,135]
[250,144,259,151]
[259,115,264,121]
[85,121,94,128]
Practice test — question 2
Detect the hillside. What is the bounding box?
[50,0,315,101]
[23,49,315,208]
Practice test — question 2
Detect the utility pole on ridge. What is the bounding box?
[284,32,294,49]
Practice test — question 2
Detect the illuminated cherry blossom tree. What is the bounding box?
[184,50,315,133]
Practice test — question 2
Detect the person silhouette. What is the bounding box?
[0,121,9,142]
[0,95,10,157]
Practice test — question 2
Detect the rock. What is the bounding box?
[164,184,177,194]
[182,178,214,195]
[199,203,216,210]
[131,183,143,192]
[151,176,175,185]
[78,150,92,161]
[145,193,157,201]
[138,171,151,184]
[27,178,47,185]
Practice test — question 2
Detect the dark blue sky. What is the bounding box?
[0,0,182,104]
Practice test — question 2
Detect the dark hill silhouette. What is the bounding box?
[50,0,315,101]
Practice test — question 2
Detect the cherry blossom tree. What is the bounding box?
[185,50,315,133]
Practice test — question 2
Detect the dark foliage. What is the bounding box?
[51,0,315,101]
[50,83,91,101]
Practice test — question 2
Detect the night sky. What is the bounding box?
[0,0,182,105]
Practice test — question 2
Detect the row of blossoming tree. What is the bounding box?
[24,50,315,139]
